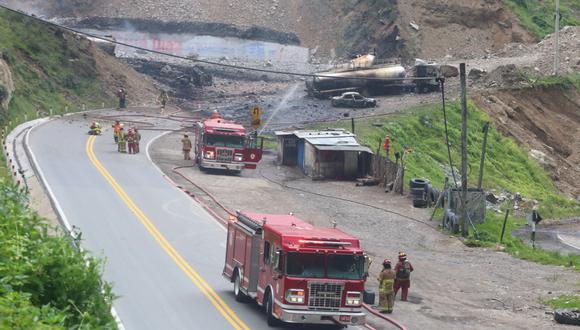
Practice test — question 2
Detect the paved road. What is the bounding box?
[27,114,366,330]
[28,116,268,330]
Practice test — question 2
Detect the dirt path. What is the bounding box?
[150,132,580,330]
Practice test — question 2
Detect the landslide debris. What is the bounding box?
[11,0,540,62]
[474,85,580,200]
[73,17,301,45]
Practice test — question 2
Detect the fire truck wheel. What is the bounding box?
[233,270,247,302]
[264,290,280,327]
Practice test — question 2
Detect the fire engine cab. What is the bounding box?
[195,111,263,172]
[223,212,368,327]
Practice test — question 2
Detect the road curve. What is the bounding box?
[27,116,268,330]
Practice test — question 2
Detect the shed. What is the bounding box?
[275,129,373,179]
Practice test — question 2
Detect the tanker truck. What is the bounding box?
[306,60,440,99]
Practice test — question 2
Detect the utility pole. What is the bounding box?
[460,63,468,237]
[554,0,560,75]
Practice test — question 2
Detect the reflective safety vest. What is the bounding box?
[379,270,395,293]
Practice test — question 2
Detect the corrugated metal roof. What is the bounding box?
[275,129,372,153]
[275,129,354,138]
[314,145,373,153]
[295,130,354,139]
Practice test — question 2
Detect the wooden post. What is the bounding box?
[554,0,560,75]
[460,63,469,237]
[500,209,510,243]
[351,118,355,134]
[430,177,449,221]
[478,122,490,189]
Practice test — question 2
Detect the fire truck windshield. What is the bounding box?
[205,134,244,148]
[285,252,364,280]
[285,253,325,278]
[327,254,365,280]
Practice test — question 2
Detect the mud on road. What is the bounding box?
[150,130,580,330]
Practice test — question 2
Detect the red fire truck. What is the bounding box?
[194,111,263,172]
[223,212,368,327]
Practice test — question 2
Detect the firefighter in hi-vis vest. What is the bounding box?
[378,259,396,313]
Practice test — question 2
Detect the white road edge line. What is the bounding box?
[25,119,127,330]
[145,131,227,232]
[557,233,580,251]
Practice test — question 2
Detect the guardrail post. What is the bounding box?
[49,108,53,116]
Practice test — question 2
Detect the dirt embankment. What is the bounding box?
[474,87,580,200]
[11,0,538,62]
[72,17,301,46]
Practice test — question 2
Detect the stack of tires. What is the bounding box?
[554,309,580,326]
[409,178,439,208]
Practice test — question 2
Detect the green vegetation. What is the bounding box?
[545,294,580,309]
[0,9,112,130]
[313,100,579,267]
[467,212,580,269]
[0,9,118,329]
[315,101,579,218]
[504,0,580,38]
[521,72,580,89]
[0,181,117,329]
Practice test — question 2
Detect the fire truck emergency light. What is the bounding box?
[298,240,352,247]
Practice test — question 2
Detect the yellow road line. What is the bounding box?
[86,136,250,330]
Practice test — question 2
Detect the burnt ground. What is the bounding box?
[149,132,580,330]
[71,17,301,46]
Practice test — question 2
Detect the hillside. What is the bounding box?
[6,0,567,61]
[0,8,157,328]
[0,6,156,122]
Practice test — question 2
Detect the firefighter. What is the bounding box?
[117,88,127,109]
[158,90,168,114]
[134,128,141,154]
[126,129,135,154]
[112,121,122,143]
[117,127,127,153]
[394,252,414,301]
[378,259,396,313]
[383,134,391,156]
[89,122,101,135]
[181,134,192,160]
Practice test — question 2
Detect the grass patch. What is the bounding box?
[504,0,579,38]
[313,101,579,218]
[545,294,580,309]
[0,9,112,130]
[521,72,580,89]
[311,99,580,268]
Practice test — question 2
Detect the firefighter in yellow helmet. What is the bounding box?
[117,127,127,153]
[378,259,396,313]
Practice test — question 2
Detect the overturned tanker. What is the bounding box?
[306,62,440,99]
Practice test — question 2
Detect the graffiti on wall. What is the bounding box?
[99,30,309,64]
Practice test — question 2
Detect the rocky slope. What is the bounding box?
[4,0,537,61]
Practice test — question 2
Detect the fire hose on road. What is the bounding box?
[167,164,409,330]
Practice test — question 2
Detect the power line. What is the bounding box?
[0,4,436,82]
